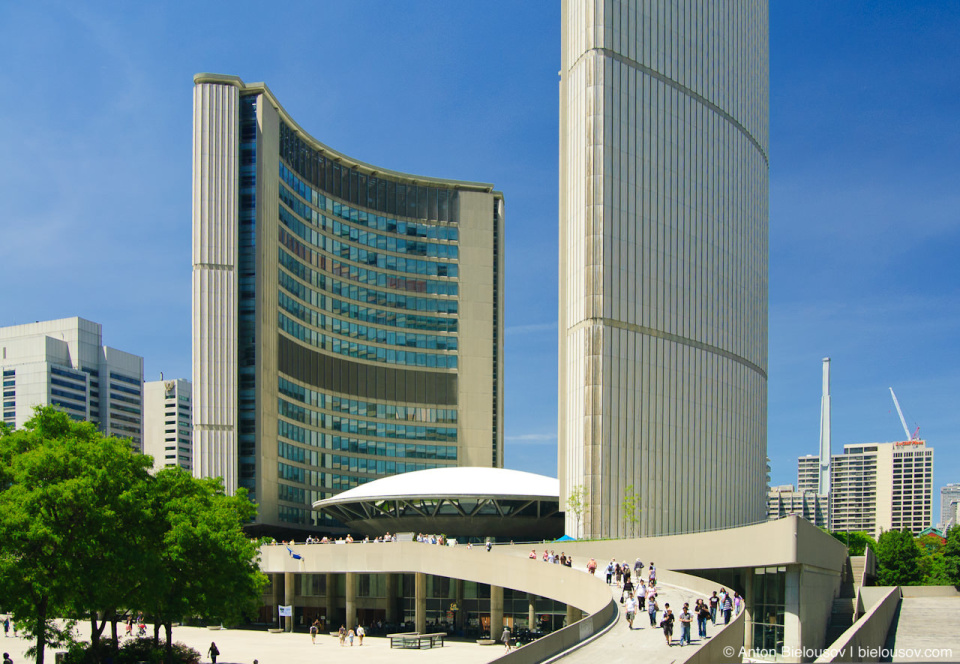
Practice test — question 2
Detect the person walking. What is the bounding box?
[722,593,733,624]
[624,592,638,630]
[696,599,710,639]
[587,557,597,575]
[648,562,657,587]
[207,642,219,664]
[3,652,12,664]
[2,618,8,638]
[310,619,319,644]
[647,593,658,627]
[501,626,512,652]
[347,628,355,646]
[679,603,693,646]
[605,560,615,585]
[660,604,674,646]
[356,625,365,645]
[709,591,719,623]
[338,625,346,646]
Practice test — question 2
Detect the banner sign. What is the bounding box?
[278,605,293,617]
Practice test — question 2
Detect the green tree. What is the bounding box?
[875,529,922,586]
[621,485,641,538]
[139,467,267,664]
[566,484,587,538]
[941,525,960,584]
[826,530,876,556]
[0,407,153,664]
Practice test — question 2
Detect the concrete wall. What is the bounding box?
[899,586,960,598]
[814,587,900,663]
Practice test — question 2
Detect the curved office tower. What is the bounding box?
[193,74,504,534]
[559,2,769,538]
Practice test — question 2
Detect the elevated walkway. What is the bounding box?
[882,590,960,662]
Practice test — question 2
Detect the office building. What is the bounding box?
[192,74,504,535]
[143,378,192,471]
[558,1,770,537]
[941,483,960,530]
[767,484,828,527]
[830,441,933,536]
[0,317,143,447]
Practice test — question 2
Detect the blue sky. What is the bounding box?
[1,2,957,514]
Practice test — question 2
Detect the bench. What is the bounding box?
[387,632,446,649]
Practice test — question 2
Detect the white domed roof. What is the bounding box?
[315,466,559,507]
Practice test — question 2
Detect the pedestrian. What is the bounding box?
[348,628,355,646]
[679,603,693,646]
[338,625,346,646]
[605,560,615,584]
[2,618,7,638]
[660,604,674,646]
[357,625,365,645]
[624,592,638,630]
[696,599,710,639]
[614,562,622,587]
[310,619,319,644]
[734,592,743,614]
[207,642,219,664]
[634,558,644,578]
[709,591,719,623]
[587,557,597,575]
[722,593,733,624]
[648,562,657,587]
[647,593,658,627]
[3,652,11,664]
[501,626,512,652]
[637,579,646,610]
[529,549,537,559]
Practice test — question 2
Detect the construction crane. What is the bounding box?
[889,387,919,440]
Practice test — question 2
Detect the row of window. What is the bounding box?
[277,421,458,461]
[279,271,457,333]
[280,185,459,259]
[279,126,461,224]
[110,372,141,386]
[279,292,458,351]
[278,378,457,423]
[280,208,459,279]
[279,248,459,311]
[280,315,458,369]
[279,399,457,442]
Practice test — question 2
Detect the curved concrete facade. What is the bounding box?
[193,74,504,534]
[559,1,770,538]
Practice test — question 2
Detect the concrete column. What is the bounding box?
[325,573,336,630]
[528,593,536,630]
[345,572,357,630]
[284,572,295,632]
[385,573,398,624]
[566,603,581,626]
[455,580,465,633]
[784,566,802,663]
[272,574,282,628]
[490,585,504,639]
[743,568,755,649]
[415,573,427,633]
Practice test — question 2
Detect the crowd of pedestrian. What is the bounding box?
[528,549,574,566]
[603,562,743,649]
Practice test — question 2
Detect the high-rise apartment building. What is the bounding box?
[767,484,828,527]
[830,441,933,536]
[143,378,192,471]
[192,74,504,535]
[797,455,821,494]
[940,483,960,530]
[0,317,143,447]
[558,1,770,537]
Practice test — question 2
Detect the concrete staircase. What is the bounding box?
[824,556,857,645]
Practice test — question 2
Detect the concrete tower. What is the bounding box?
[559,1,770,538]
[819,358,831,494]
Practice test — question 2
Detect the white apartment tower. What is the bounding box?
[939,483,960,531]
[0,318,143,448]
[559,0,770,537]
[143,378,192,471]
[830,441,933,536]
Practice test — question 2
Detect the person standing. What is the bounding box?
[679,603,693,646]
[636,579,646,610]
[207,642,219,664]
[347,628,355,646]
[3,652,12,664]
[605,560,615,585]
[660,604,674,646]
[3,617,8,638]
[624,593,638,630]
[501,626,512,652]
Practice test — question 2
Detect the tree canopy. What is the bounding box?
[0,407,266,664]
[875,529,922,586]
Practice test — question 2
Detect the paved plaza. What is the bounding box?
[0,622,505,664]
